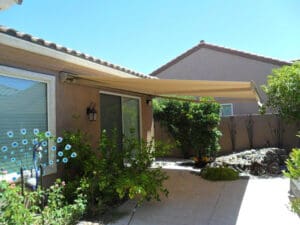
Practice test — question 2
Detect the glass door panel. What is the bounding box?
[122,97,140,140]
[100,93,141,151]
[100,93,122,150]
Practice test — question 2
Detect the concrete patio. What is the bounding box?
[108,167,299,225]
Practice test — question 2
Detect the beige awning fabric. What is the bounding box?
[75,74,261,104]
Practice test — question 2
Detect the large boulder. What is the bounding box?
[208,148,288,176]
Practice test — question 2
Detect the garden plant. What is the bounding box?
[284,134,300,214]
[262,62,300,214]
[1,127,171,222]
[0,129,85,225]
[0,177,86,225]
[261,62,300,122]
[153,97,222,160]
[200,167,239,181]
[61,130,171,217]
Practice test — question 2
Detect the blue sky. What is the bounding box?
[0,0,299,74]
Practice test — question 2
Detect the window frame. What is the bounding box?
[220,103,233,117]
[99,91,142,140]
[0,65,56,175]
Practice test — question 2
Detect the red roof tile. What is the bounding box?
[0,25,153,79]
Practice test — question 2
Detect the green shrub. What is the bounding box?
[0,179,86,225]
[291,198,300,214]
[261,62,300,122]
[40,179,87,225]
[60,130,98,204]
[284,147,300,179]
[63,130,171,216]
[115,133,170,204]
[284,134,300,214]
[153,97,221,158]
[0,181,35,225]
[61,130,95,178]
[200,167,239,181]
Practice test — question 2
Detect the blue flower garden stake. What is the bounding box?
[1,128,77,191]
[32,141,43,190]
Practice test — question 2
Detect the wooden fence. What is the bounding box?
[154,114,300,158]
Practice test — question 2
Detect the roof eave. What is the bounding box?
[0,26,154,79]
[151,42,292,76]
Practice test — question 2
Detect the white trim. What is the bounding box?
[220,103,233,117]
[0,33,139,78]
[0,65,57,175]
[99,91,142,140]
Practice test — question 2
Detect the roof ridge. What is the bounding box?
[151,41,291,76]
[0,25,153,79]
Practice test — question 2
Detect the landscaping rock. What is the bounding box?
[208,148,288,176]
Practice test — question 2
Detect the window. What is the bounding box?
[100,92,141,150]
[220,103,233,117]
[0,65,56,175]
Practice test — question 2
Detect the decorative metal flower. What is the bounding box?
[7,131,14,138]
[33,128,39,135]
[1,128,77,187]
[20,128,27,135]
[1,146,8,152]
[22,139,28,145]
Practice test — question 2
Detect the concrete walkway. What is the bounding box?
[108,169,299,225]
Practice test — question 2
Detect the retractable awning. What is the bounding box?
[72,74,261,104]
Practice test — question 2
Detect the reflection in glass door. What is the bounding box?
[100,93,140,149]
[122,97,140,140]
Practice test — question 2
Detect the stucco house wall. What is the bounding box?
[56,81,154,148]
[0,26,154,185]
[152,42,290,115]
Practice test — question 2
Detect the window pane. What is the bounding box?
[100,93,123,150]
[220,104,233,117]
[100,94,140,152]
[0,75,48,173]
[122,97,140,140]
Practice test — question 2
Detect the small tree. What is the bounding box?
[263,63,300,214]
[261,62,300,122]
[153,97,221,158]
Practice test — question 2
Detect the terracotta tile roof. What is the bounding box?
[0,25,153,79]
[151,40,292,76]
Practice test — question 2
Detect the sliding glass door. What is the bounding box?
[122,97,140,140]
[100,93,140,149]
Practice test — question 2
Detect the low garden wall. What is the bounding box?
[154,114,300,158]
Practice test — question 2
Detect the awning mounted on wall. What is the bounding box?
[64,73,261,104]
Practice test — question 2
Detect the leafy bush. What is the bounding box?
[261,62,300,122]
[284,134,300,214]
[40,179,87,225]
[0,181,36,225]
[200,167,239,181]
[153,97,222,158]
[284,147,300,179]
[0,179,86,225]
[291,198,300,214]
[61,130,94,178]
[62,130,170,216]
[115,133,169,204]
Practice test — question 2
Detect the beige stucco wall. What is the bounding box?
[156,48,282,115]
[56,81,154,148]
